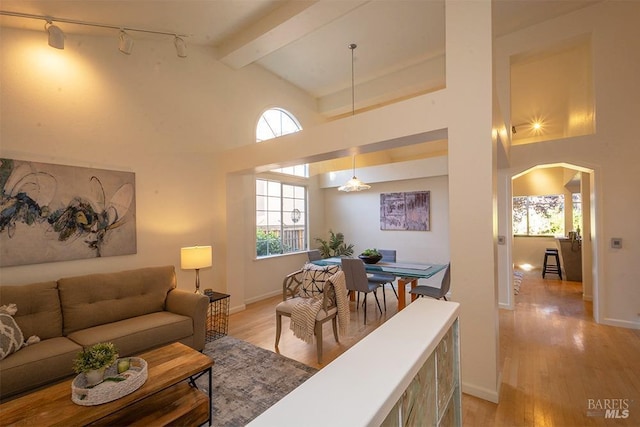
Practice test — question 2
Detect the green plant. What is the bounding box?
[256,229,285,256]
[315,230,354,258]
[361,248,381,257]
[73,342,119,374]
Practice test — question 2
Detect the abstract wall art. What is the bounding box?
[380,191,430,231]
[0,158,137,267]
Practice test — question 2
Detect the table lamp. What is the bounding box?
[180,245,212,294]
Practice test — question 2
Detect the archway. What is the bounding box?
[500,162,599,321]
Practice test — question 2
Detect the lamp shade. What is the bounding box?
[181,246,212,270]
[338,176,371,192]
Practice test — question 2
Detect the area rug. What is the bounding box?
[197,335,317,426]
[513,270,524,295]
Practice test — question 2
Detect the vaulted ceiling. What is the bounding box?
[1,1,598,115]
[1,0,599,167]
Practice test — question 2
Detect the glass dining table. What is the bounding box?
[312,257,447,310]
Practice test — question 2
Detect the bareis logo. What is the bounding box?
[587,399,631,419]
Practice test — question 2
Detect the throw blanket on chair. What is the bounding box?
[290,295,324,344]
[331,271,350,336]
[290,271,350,344]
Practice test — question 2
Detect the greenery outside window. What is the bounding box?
[256,179,307,257]
[513,195,564,236]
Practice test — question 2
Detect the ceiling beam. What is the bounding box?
[217,0,369,69]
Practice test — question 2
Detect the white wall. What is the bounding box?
[323,174,450,269]
[513,236,560,269]
[495,1,640,329]
[0,27,322,299]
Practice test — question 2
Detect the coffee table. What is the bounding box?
[0,342,213,426]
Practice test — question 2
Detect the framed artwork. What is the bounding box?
[380,191,430,231]
[0,158,137,267]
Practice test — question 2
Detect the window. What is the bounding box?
[256,108,307,177]
[256,108,302,142]
[513,195,564,236]
[572,193,582,232]
[256,179,307,257]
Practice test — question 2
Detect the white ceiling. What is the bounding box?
[1,0,599,119]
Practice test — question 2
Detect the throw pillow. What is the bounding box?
[299,263,340,298]
[0,304,40,361]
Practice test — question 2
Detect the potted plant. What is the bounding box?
[315,230,354,258]
[359,248,382,264]
[73,342,119,386]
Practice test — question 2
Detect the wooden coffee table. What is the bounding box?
[0,342,213,426]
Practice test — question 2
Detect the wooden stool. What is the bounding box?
[542,248,562,279]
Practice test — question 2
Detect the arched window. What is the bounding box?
[256,108,307,177]
[256,108,302,142]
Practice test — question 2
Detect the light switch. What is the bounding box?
[611,238,622,249]
[498,235,506,245]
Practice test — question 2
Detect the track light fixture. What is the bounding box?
[0,11,188,57]
[174,36,187,58]
[45,20,64,49]
[118,30,134,55]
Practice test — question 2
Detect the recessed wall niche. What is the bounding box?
[510,34,594,145]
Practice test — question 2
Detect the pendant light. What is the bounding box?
[338,43,371,192]
[338,155,371,192]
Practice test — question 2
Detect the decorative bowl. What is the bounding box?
[358,254,382,264]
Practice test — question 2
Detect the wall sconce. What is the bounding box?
[180,245,212,294]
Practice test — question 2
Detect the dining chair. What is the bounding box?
[275,268,341,364]
[341,258,383,323]
[367,249,398,300]
[409,263,451,301]
[307,249,322,262]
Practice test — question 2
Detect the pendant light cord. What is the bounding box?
[349,43,356,117]
[350,43,356,176]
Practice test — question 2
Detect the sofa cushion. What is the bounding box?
[58,266,176,335]
[66,311,193,357]
[0,337,81,399]
[0,281,62,340]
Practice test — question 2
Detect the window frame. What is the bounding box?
[255,178,308,258]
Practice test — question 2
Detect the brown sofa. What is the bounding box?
[0,265,209,400]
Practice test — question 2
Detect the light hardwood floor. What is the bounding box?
[227,271,640,426]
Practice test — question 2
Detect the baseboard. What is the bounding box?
[245,289,281,305]
[461,381,500,403]
[229,304,246,315]
[601,317,640,330]
[582,294,593,301]
[228,289,282,314]
[499,302,514,310]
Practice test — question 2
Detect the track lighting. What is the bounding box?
[119,30,134,55]
[0,11,189,57]
[174,36,187,58]
[45,20,64,49]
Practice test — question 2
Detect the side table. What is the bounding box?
[204,290,230,342]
